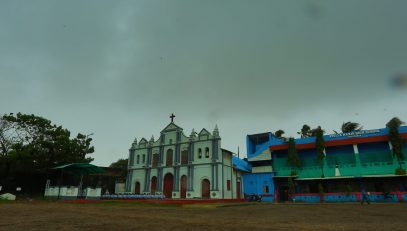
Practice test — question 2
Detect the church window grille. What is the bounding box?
[205,147,210,158]
[181,150,188,165]
[152,154,159,167]
[166,149,173,166]
[198,148,202,159]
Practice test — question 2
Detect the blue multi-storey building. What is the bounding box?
[243,126,407,202]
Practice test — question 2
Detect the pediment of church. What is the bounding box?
[139,138,148,144]
[161,122,183,133]
[198,128,211,136]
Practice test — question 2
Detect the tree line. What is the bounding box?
[0,113,95,188]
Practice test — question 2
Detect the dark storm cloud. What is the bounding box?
[1,0,406,165]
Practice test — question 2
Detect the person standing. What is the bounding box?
[361,189,371,205]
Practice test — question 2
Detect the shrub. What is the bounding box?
[395,168,406,175]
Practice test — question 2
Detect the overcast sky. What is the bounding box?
[1,0,406,166]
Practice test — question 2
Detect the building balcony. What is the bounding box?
[272,151,405,179]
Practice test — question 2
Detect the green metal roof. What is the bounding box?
[53,163,105,175]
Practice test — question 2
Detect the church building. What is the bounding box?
[125,115,249,199]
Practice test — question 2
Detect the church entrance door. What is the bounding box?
[163,173,174,198]
[201,179,210,199]
[151,176,157,194]
[236,181,241,199]
[135,182,141,194]
[180,175,187,198]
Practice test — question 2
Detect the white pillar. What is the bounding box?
[335,166,341,177]
[353,144,359,154]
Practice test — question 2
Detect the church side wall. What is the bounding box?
[222,164,231,199]
[221,152,233,199]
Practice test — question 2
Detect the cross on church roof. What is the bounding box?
[170,113,175,122]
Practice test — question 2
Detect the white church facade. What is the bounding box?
[125,118,247,199]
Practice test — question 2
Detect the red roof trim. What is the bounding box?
[324,135,388,147]
[269,134,407,152]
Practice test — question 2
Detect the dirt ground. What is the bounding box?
[0,200,406,231]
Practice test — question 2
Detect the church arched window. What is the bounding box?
[137,155,140,164]
[181,150,189,165]
[166,149,173,166]
[198,148,202,159]
[205,147,210,158]
[152,153,159,167]
[142,154,146,163]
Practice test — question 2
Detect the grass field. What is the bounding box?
[1,200,406,230]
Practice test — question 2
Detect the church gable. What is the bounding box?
[161,122,183,133]
[138,138,148,148]
[198,128,210,136]
[198,128,211,140]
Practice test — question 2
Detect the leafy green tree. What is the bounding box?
[109,158,128,178]
[341,122,363,133]
[314,126,325,178]
[297,124,311,138]
[386,117,405,169]
[0,113,94,177]
[274,130,285,139]
[287,138,301,172]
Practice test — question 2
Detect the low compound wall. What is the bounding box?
[45,187,102,200]
[85,187,102,199]
[44,186,79,200]
[292,192,407,203]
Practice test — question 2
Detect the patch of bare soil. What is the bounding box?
[0,201,406,231]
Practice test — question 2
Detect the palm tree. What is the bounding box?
[274,130,285,139]
[310,126,325,137]
[386,117,405,169]
[287,137,301,175]
[297,124,311,138]
[341,122,363,133]
[314,126,325,178]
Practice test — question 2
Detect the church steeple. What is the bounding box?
[190,128,197,138]
[213,124,219,137]
[131,137,137,149]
